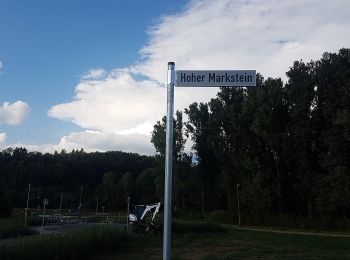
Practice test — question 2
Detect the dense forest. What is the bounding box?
[1,49,349,227]
[0,149,156,216]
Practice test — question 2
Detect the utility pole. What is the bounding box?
[79,186,83,211]
[59,193,63,214]
[42,198,48,233]
[237,184,241,226]
[127,196,130,231]
[25,184,31,226]
[95,196,99,215]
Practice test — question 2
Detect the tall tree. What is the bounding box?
[185,103,220,213]
[151,111,191,208]
[312,49,350,216]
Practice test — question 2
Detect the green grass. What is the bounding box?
[1,220,350,259]
[0,226,128,260]
[205,229,350,259]
[94,222,350,260]
[0,218,34,239]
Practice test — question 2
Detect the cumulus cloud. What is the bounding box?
[9,130,153,155]
[136,0,350,83]
[0,101,31,125]
[49,70,166,133]
[55,131,152,154]
[0,132,6,145]
[81,68,107,80]
[47,0,350,154]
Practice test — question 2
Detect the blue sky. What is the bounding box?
[0,0,188,145]
[1,0,349,154]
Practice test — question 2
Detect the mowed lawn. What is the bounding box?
[94,225,350,260]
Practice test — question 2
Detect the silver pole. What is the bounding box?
[25,184,31,226]
[163,61,175,260]
[96,196,99,215]
[42,199,46,233]
[237,184,241,226]
[127,196,130,231]
[59,193,62,214]
[79,186,83,211]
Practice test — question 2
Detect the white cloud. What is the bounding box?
[0,60,3,71]
[0,132,6,144]
[55,131,153,154]
[46,0,350,154]
[48,70,165,134]
[137,0,350,83]
[81,68,107,80]
[0,101,31,125]
[8,130,154,155]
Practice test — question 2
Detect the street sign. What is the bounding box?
[163,63,256,260]
[176,70,256,87]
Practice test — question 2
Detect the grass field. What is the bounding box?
[0,226,127,260]
[0,218,33,240]
[94,223,350,259]
[1,220,349,259]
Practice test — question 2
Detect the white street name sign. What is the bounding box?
[176,70,256,87]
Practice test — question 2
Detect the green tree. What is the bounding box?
[151,111,191,208]
[312,49,350,216]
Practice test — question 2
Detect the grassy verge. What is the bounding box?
[0,226,127,260]
[173,209,350,232]
[2,220,350,259]
[0,218,36,240]
[94,221,350,259]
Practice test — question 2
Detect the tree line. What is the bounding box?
[0,49,349,227]
[151,48,350,223]
[0,148,156,216]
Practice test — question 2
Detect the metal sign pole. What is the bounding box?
[163,62,175,260]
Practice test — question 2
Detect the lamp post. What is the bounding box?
[127,196,130,231]
[42,198,48,233]
[237,184,241,226]
[59,193,63,214]
[96,196,99,215]
[25,184,31,226]
[79,186,83,211]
